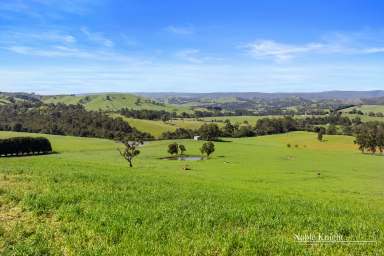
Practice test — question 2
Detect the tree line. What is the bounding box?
[160,115,381,141]
[0,137,52,157]
[120,108,176,121]
[0,102,153,141]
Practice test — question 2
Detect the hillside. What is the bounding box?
[138,90,384,101]
[42,93,190,113]
[112,114,219,137]
[0,131,383,254]
[342,104,384,114]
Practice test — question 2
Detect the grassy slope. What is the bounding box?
[42,93,190,113]
[343,105,384,114]
[343,113,384,122]
[0,131,383,255]
[113,114,219,137]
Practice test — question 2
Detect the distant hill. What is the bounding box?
[137,90,384,102]
[42,93,189,112]
[0,92,41,104]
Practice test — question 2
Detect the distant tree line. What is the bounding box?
[0,137,52,157]
[348,108,384,117]
[120,108,176,121]
[354,122,384,154]
[160,115,382,141]
[0,103,153,141]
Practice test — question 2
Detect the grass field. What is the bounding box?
[343,113,384,122]
[42,93,190,113]
[0,131,383,255]
[343,105,384,114]
[113,114,219,137]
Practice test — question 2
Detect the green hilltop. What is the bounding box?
[42,93,191,113]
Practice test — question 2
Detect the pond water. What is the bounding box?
[162,156,203,161]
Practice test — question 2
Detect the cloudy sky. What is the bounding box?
[0,0,383,94]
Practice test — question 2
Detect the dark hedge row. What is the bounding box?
[0,137,52,156]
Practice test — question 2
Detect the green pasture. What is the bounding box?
[0,131,383,255]
[42,93,189,113]
[342,105,384,114]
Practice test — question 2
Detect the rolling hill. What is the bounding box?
[42,93,191,113]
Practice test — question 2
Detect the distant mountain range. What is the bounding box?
[136,90,384,101]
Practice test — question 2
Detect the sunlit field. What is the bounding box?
[1,131,383,255]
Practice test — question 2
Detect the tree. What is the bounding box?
[317,127,325,141]
[168,142,179,155]
[198,123,220,141]
[118,140,142,167]
[377,126,384,154]
[12,123,23,132]
[317,131,323,141]
[221,119,234,137]
[200,141,215,158]
[179,144,186,155]
[161,114,170,123]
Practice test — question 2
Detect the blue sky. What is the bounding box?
[0,0,383,94]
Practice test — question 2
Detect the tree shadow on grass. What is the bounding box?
[214,139,232,143]
[361,152,384,157]
[0,151,58,158]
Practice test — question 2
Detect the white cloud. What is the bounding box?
[362,47,384,54]
[1,62,383,94]
[176,49,203,63]
[165,25,194,35]
[81,27,114,47]
[3,45,142,63]
[244,32,384,62]
[244,40,324,62]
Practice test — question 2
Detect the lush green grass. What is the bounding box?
[42,93,190,113]
[343,105,384,114]
[343,113,384,122]
[0,131,383,255]
[113,114,219,137]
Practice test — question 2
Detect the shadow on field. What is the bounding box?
[214,139,232,142]
[362,152,384,157]
[0,151,59,158]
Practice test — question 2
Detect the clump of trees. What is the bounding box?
[118,140,142,167]
[200,141,215,158]
[120,108,176,121]
[354,122,384,154]
[160,128,194,140]
[0,137,52,157]
[167,142,187,155]
[198,123,221,141]
[0,102,153,141]
[168,142,179,155]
